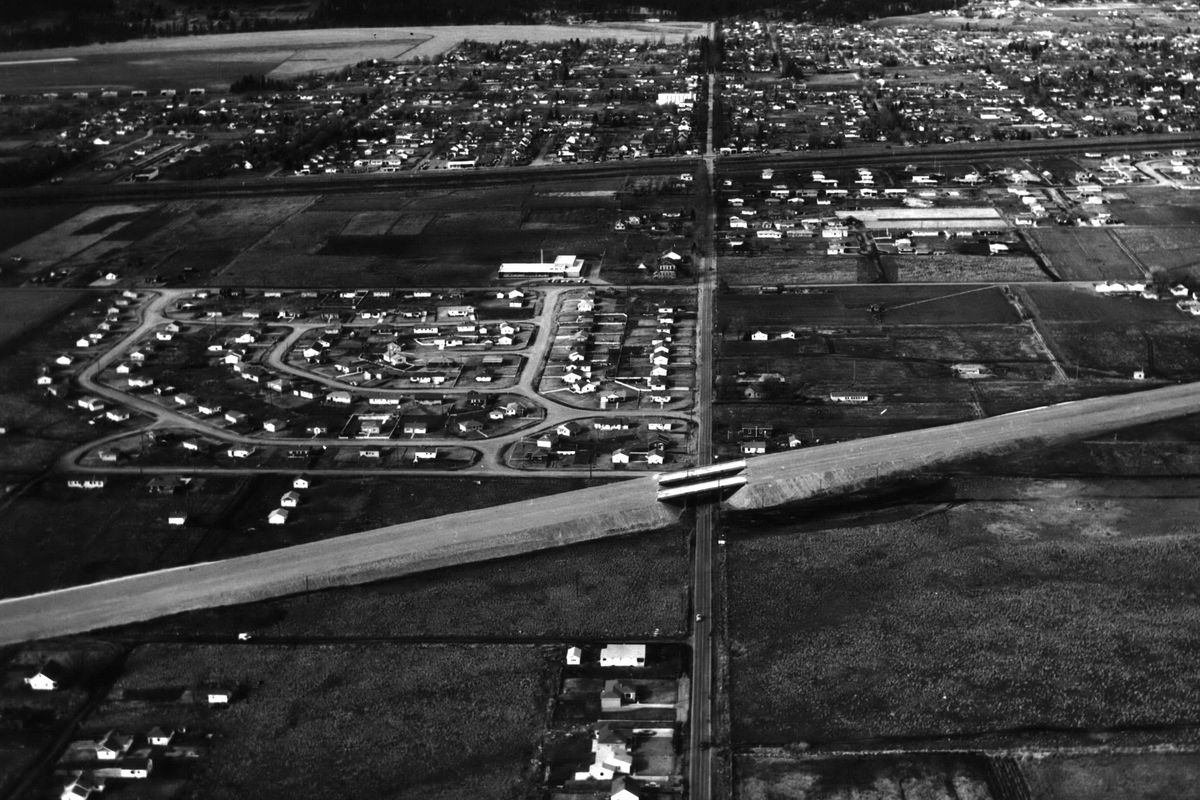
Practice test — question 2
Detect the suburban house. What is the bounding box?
[147,727,174,747]
[600,679,638,711]
[93,730,134,761]
[206,689,233,705]
[575,724,635,782]
[612,776,642,800]
[280,491,301,508]
[566,646,582,665]
[599,643,646,668]
[25,663,66,691]
[59,772,104,800]
[267,508,289,525]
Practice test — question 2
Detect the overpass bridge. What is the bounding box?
[0,381,1196,645]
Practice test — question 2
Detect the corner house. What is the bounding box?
[499,254,584,279]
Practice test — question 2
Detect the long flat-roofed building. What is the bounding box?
[499,254,584,278]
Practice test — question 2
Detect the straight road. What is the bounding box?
[688,62,719,800]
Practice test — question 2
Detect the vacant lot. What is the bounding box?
[736,753,994,800]
[719,253,864,286]
[719,286,1018,333]
[1022,752,1200,800]
[728,491,1200,745]
[1110,226,1200,284]
[1026,228,1143,281]
[0,289,85,353]
[88,642,548,800]
[888,253,1048,283]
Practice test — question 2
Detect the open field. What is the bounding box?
[0,289,85,352]
[886,254,1048,283]
[83,642,548,800]
[718,253,865,286]
[719,286,1020,330]
[0,475,602,599]
[1109,226,1200,283]
[735,753,994,800]
[0,22,704,94]
[1022,752,1200,800]
[727,487,1200,746]
[116,524,689,639]
[1026,228,1144,281]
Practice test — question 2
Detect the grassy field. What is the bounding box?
[86,642,549,800]
[727,492,1200,746]
[0,475,608,599]
[1022,752,1200,800]
[0,289,85,353]
[1112,227,1200,282]
[735,753,994,800]
[1026,228,1144,281]
[888,254,1048,283]
[718,286,1018,333]
[123,524,689,639]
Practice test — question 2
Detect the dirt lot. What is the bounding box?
[727,484,1200,746]
[82,642,549,800]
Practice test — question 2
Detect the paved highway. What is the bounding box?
[687,60,718,800]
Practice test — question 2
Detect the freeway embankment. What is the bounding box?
[725,380,1200,511]
[0,476,677,645]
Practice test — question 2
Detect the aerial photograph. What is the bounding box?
[1,0,1200,797]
